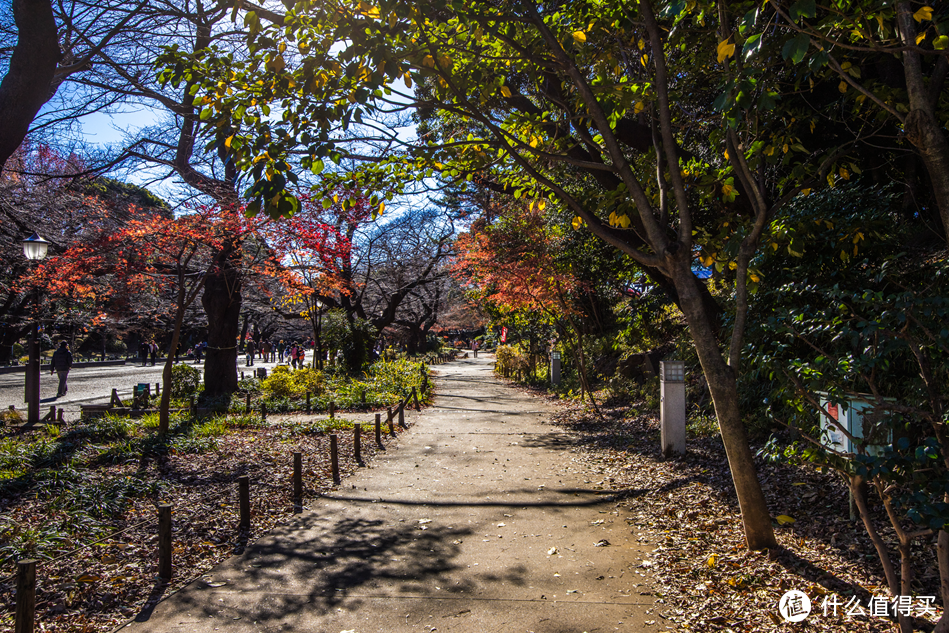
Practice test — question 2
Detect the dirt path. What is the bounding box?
[118,355,657,632]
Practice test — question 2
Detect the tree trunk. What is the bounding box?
[202,244,241,397]
[0,0,61,171]
[670,257,777,550]
[896,1,949,240]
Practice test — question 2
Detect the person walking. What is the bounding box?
[139,341,149,367]
[149,341,158,366]
[277,340,286,363]
[297,344,307,369]
[51,341,73,397]
[261,339,272,363]
[246,338,256,366]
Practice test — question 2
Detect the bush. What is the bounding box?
[170,363,201,398]
[261,365,324,398]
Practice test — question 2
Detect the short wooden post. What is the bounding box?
[375,413,382,446]
[155,382,160,396]
[57,408,64,423]
[387,407,396,436]
[398,400,406,428]
[306,391,311,413]
[329,401,335,420]
[360,389,366,407]
[412,386,420,411]
[189,395,196,415]
[292,453,302,507]
[45,405,55,421]
[260,402,267,421]
[110,389,122,407]
[241,371,245,380]
[330,434,340,484]
[353,424,362,464]
[245,393,251,414]
[14,559,36,633]
[158,504,172,581]
[238,476,250,530]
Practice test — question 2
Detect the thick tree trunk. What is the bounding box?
[202,244,241,397]
[0,0,60,171]
[670,256,777,550]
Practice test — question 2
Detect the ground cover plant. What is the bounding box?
[0,359,428,632]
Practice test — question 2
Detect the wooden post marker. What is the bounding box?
[261,402,267,422]
[155,382,161,395]
[360,389,366,407]
[412,386,420,411]
[387,407,396,437]
[245,393,251,414]
[292,453,302,508]
[238,476,250,530]
[241,371,245,380]
[353,424,362,464]
[14,559,36,633]
[158,504,172,581]
[374,413,382,446]
[329,401,335,420]
[189,395,196,415]
[329,434,340,484]
[57,408,64,423]
[398,400,406,428]
[306,391,311,413]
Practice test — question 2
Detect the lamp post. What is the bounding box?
[22,233,50,424]
[314,299,324,370]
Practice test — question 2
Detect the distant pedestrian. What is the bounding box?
[51,341,73,397]
[277,340,286,363]
[149,341,158,366]
[297,345,307,368]
[261,339,272,362]
[289,343,299,369]
[194,341,205,364]
[139,341,149,367]
[246,339,256,366]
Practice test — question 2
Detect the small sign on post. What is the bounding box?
[660,361,686,457]
[550,351,561,386]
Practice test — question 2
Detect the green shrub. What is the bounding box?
[170,363,201,398]
[261,365,324,398]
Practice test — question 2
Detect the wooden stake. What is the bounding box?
[155,382,160,396]
[261,402,267,422]
[330,434,340,484]
[158,504,172,581]
[293,453,302,507]
[245,393,251,414]
[412,386,420,411]
[353,424,362,464]
[306,391,311,413]
[375,413,382,446]
[14,559,36,633]
[387,407,396,437]
[329,401,335,420]
[239,476,250,530]
[398,400,405,428]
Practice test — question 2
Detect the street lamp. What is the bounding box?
[315,299,324,370]
[22,233,50,424]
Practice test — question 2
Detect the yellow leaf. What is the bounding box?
[722,183,734,197]
[913,6,933,22]
[717,39,736,63]
[378,201,385,215]
[800,188,812,196]
[572,216,584,230]
[572,31,587,43]
[728,260,737,270]
[500,85,512,98]
[839,167,850,180]
[77,574,101,583]
[706,553,720,568]
[776,515,795,525]
[916,32,927,45]
[404,73,413,89]
[838,80,848,93]
[782,143,789,154]
[641,54,649,67]
[634,101,645,114]
[224,135,234,149]
[749,273,760,283]
[537,200,546,211]
[617,214,631,228]
[638,38,645,50]
[723,149,729,160]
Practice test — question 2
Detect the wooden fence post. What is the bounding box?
[239,476,250,530]
[329,401,335,420]
[261,402,267,422]
[14,559,36,633]
[387,407,396,437]
[306,391,311,413]
[375,413,382,446]
[292,453,302,508]
[411,386,420,411]
[353,424,362,464]
[330,434,340,484]
[158,504,172,581]
[155,382,160,396]
[360,389,366,407]
[245,393,251,414]
[398,400,406,428]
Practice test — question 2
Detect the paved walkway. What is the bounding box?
[121,355,655,632]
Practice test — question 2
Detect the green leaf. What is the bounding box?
[934,35,949,50]
[782,33,810,64]
[789,0,816,23]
